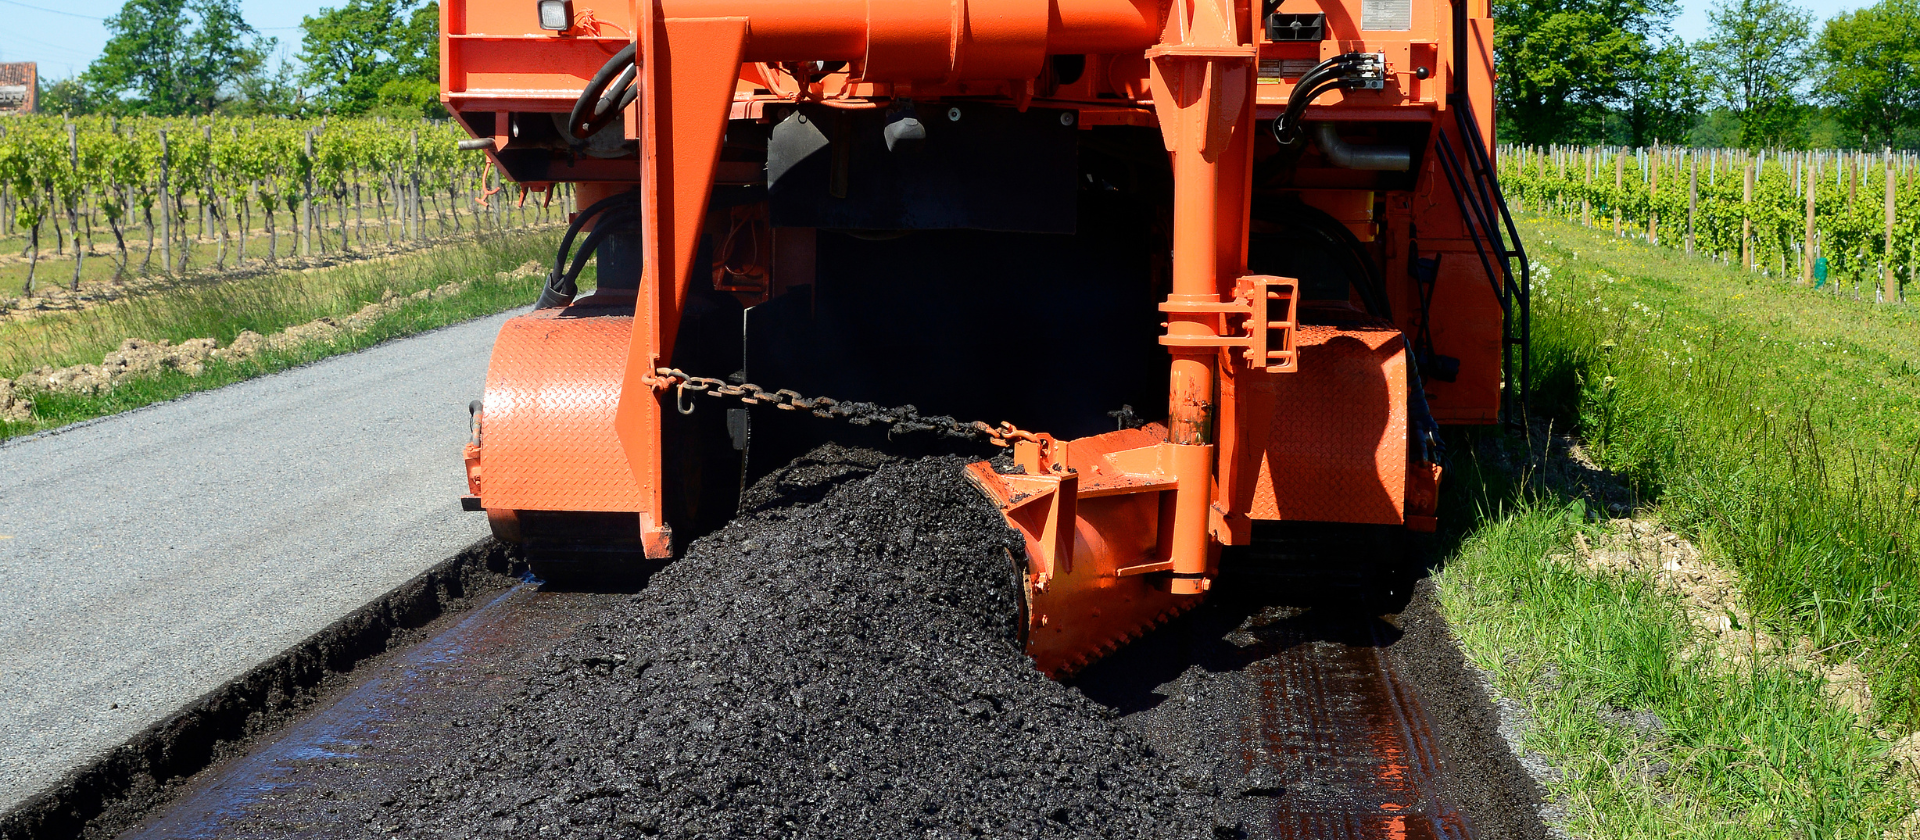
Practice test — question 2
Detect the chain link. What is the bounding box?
[650,368,1051,446]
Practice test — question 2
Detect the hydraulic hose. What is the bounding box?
[567,43,638,139]
[535,191,643,309]
[1271,53,1384,147]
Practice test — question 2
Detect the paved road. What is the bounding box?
[0,311,518,812]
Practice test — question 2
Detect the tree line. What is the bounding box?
[1503,0,1920,149]
[37,0,439,120]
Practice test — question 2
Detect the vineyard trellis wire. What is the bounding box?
[0,116,575,296]
[1498,143,1917,304]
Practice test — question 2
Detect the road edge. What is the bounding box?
[0,539,526,840]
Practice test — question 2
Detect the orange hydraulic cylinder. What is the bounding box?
[1162,171,1214,592]
[1165,147,1221,447]
[1162,148,1225,596]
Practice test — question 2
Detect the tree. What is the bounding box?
[225,59,310,117]
[1617,41,1706,145]
[299,0,441,116]
[84,0,274,115]
[1814,0,1920,148]
[37,78,100,115]
[1700,0,1813,147]
[1494,0,1679,144]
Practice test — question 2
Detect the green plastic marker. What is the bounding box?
[1814,257,1829,289]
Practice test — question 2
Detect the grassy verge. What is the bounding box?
[1518,213,1920,724]
[1427,212,1920,835]
[1438,454,1913,836]
[0,231,585,442]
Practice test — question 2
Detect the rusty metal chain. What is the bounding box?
[649,368,1049,446]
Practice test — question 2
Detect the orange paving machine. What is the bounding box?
[447,0,1528,675]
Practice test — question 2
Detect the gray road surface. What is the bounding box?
[0,310,519,812]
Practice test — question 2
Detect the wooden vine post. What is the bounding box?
[302,130,316,259]
[1803,155,1817,286]
[1742,158,1754,271]
[1613,149,1624,236]
[1887,152,1899,303]
[1687,152,1697,254]
[67,121,83,291]
[159,128,172,277]
[1582,148,1592,227]
[1648,147,1659,245]
[409,129,422,241]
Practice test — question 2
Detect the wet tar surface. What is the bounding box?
[119,448,1548,839]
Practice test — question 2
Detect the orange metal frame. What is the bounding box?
[446,0,1503,669]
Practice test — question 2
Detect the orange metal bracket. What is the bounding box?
[1157,274,1299,373]
[612,8,749,558]
[966,425,1215,676]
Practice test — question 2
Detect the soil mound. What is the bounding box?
[382,448,1222,838]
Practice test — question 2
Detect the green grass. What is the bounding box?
[1516,213,1920,726]
[0,230,586,442]
[1426,211,1920,836]
[1436,479,1912,837]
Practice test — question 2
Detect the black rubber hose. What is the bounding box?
[1284,56,1366,110]
[1274,55,1370,145]
[595,63,639,121]
[1275,76,1356,144]
[559,207,642,291]
[551,191,642,281]
[568,43,637,139]
[1285,58,1354,106]
[544,207,641,304]
[535,191,641,308]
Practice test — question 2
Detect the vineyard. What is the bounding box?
[0,117,572,296]
[1499,144,1920,303]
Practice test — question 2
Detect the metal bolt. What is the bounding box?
[1060,112,1074,126]
[947,107,962,122]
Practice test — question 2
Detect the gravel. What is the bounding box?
[383,446,1225,839]
[0,309,509,814]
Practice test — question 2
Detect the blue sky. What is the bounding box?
[1671,0,1876,41]
[0,0,323,80]
[0,0,1887,81]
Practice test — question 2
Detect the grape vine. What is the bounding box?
[1500,144,1917,301]
[0,116,568,296]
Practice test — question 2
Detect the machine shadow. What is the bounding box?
[1069,578,1410,716]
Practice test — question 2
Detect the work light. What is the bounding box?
[537,0,573,31]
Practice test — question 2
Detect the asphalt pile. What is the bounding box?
[381,446,1225,839]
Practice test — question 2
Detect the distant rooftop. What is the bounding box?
[0,62,35,115]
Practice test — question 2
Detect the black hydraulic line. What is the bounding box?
[1271,54,1376,145]
[535,191,642,308]
[559,207,641,289]
[595,63,640,123]
[568,43,638,139]
[551,191,641,276]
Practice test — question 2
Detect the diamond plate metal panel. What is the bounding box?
[1243,320,1408,525]
[480,309,645,513]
